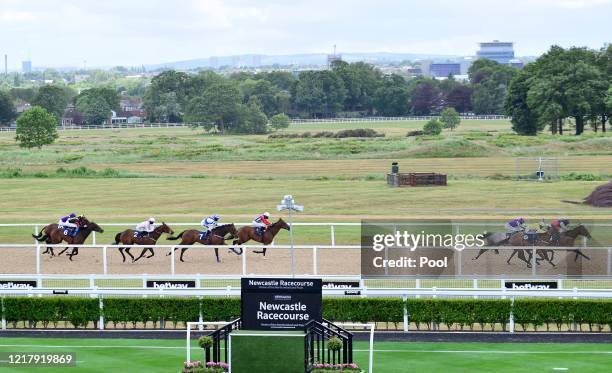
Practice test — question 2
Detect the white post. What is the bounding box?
[473,278,478,299]
[403,295,408,332]
[35,242,41,276]
[170,246,175,275]
[509,297,515,333]
[330,225,335,247]
[92,231,96,245]
[312,247,318,275]
[186,325,191,362]
[99,296,104,330]
[242,248,247,276]
[289,208,295,278]
[1,298,6,330]
[368,324,374,373]
[102,246,108,275]
[89,274,95,289]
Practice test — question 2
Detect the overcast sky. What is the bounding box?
[0,0,610,68]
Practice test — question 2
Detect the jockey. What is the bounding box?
[252,212,271,237]
[504,217,527,237]
[201,215,221,237]
[550,218,570,244]
[58,213,80,237]
[135,217,156,238]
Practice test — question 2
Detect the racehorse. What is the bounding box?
[113,222,174,263]
[166,224,238,262]
[471,231,507,260]
[32,216,104,261]
[505,230,555,268]
[231,219,290,256]
[550,225,592,261]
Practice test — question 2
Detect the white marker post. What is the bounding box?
[277,195,303,277]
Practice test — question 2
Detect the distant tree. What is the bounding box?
[143,70,191,122]
[230,101,268,134]
[0,90,15,125]
[293,70,346,117]
[422,119,443,135]
[151,92,181,123]
[15,106,58,148]
[505,69,543,135]
[332,61,382,113]
[373,74,410,116]
[185,81,242,133]
[444,85,473,113]
[75,92,112,126]
[269,113,290,131]
[76,87,120,111]
[31,85,73,124]
[10,87,37,103]
[440,107,461,131]
[409,79,441,115]
[469,59,518,115]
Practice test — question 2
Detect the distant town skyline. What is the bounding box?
[0,0,610,68]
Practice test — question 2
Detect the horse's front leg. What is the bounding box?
[118,247,127,263]
[67,247,78,261]
[125,248,136,262]
[573,249,590,261]
[180,247,188,262]
[229,240,243,255]
[472,249,487,260]
[506,249,518,265]
[57,247,70,256]
[133,248,147,262]
[214,247,220,263]
[146,247,154,258]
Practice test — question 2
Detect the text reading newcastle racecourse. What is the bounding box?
[257,302,310,321]
[248,279,314,287]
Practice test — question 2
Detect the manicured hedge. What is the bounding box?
[1,297,610,331]
[407,299,512,331]
[513,299,612,331]
[323,298,404,324]
[2,297,99,328]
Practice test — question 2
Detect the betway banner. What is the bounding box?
[0,281,37,289]
[241,278,322,330]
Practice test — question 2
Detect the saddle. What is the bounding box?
[199,231,210,241]
[522,230,539,244]
[134,231,149,239]
[60,226,79,237]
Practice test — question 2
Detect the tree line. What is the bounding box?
[505,45,611,135]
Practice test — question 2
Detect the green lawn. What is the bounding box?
[0,338,609,373]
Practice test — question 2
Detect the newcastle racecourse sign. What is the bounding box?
[240,277,322,330]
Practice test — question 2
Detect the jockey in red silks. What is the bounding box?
[252,212,271,237]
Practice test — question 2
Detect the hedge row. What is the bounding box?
[1,297,610,331]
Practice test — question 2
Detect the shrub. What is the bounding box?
[440,107,461,131]
[327,336,343,351]
[198,336,213,349]
[422,119,443,135]
[406,130,424,137]
[269,113,291,131]
[15,106,58,149]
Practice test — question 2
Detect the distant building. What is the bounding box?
[429,63,461,78]
[62,104,84,127]
[476,40,515,64]
[327,53,342,68]
[22,60,32,74]
[509,59,524,68]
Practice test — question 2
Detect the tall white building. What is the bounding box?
[476,41,515,64]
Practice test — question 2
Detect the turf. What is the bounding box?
[0,338,609,373]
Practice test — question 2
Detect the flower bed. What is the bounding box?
[182,361,228,373]
[311,362,363,372]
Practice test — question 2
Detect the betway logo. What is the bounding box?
[152,282,190,289]
[512,283,551,290]
[0,282,34,289]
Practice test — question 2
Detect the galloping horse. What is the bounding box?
[471,231,507,260]
[32,216,104,261]
[550,225,592,261]
[231,219,290,256]
[505,230,555,268]
[166,224,238,262]
[113,222,174,263]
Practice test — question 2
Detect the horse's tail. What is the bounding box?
[32,225,48,241]
[113,232,121,244]
[167,231,184,241]
[562,200,584,205]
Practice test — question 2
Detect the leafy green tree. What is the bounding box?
[230,101,268,134]
[185,82,242,133]
[269,113,290,131]
[0,90,15,125]
[469,59,518,115]
[332,61,381,113]
[31,85,73,124]
[75,92,112,125]
[505,69,543,135]
[293,70,346,117]
[10,87,37,103]
[15,106,58,148]
[440,107,461,131]
[409,78,441,115]
[373,74,409,116]
[444,85,473,113]
[422,119,443,135]
[143,70,191,122]
[151,92,181,123]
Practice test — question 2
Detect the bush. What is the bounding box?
[3,297,99,328]
[422,119,443,135]
[269,113,290,131]
[440,107,461,131]
[268,128,384,139]
[15,106,58,149]
[406,130,424,137]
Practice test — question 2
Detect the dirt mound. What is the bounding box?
[584,181,612,207]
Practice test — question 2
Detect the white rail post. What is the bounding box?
[102,246,108,275]
[92,231,96,245]
[98,296,104,330]
[330,225,335,247]
[473,278,478,299]
[186,324,191,362]
[509,297,515,333]
[403,295,409,332]
[241,247,247,276]
[1,297,6,330]
[312,246,318,275]
[89,274,95,289]
[170,246,175,276]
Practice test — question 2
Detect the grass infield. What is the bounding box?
[0,338,610,372]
